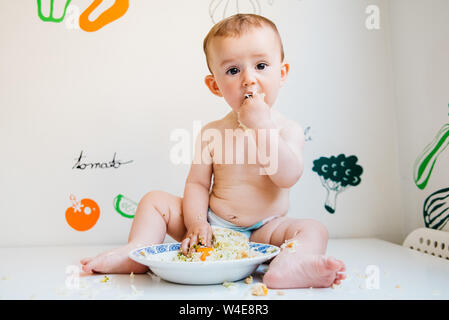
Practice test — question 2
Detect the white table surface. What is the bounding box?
[1,238,448,300]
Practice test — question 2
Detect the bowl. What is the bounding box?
[128,242,280,285]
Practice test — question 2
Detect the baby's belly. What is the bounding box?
[209,182,289,227]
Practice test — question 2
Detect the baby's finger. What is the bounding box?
[181,238,190,255]
[206,228,213,247]
[198,234,205,246]
[189,233,202,256]
[190,234,198,248]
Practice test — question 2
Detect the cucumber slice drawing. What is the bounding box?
[114,194,137,219]
[413,124,449,190]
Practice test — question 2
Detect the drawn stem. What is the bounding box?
[324,189,338,214]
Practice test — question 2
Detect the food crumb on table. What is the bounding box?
[251,283,268,296]
[223,281,236,289]
[244,275,253,284]
[100,276,110,283]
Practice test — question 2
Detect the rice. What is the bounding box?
[173,227,263,262]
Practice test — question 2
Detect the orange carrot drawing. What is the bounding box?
[79,0,129,32]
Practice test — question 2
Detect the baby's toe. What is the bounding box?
[82,261,95,272]
[80,257,92,265]
[325,257,343,271]
[82,259,100,273]
[336,259,346,272]
[81,264,92,273]
[336,273,346,281]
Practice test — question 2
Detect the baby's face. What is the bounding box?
[205,26,288,112]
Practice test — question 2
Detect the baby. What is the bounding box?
[81,13,346,289]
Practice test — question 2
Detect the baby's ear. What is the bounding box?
[280,62,290,86]
[204,75,223,97]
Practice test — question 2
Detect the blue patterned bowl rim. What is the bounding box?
[131,242,278,260]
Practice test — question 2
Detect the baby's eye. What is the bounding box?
[256,63,268,70]
[226,67,240,75]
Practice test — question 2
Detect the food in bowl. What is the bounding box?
[173,227,268,262]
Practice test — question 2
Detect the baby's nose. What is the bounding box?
[242,70,256,87]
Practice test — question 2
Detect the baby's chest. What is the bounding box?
[209,129,258,165]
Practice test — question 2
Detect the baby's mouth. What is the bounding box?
[243,90,266,101]
[244,88,257,99]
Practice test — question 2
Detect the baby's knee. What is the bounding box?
[290,219,329,241]
[303,219,329,240]
[139,190,180,223]
[140,190,168,205]
[140,190,170,215]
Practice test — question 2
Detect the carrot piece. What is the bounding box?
[263,285,268,296]
[196,247,213,261]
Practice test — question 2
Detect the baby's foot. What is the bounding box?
[263,254,346,289]
[80,243,148,274]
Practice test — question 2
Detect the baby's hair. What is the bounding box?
[203,13,285,74]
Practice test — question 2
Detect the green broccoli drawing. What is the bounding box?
[312,154,363,214]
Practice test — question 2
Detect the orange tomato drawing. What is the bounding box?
[65,195,100,231]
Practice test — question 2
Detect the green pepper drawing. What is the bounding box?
[423,187,449,230]
[413,124,449,190]
[37,0,72,23]
[312,154,363,214]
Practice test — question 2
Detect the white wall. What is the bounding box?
[275,0,403,243]
[1,0,437,247]
[390,0,449,236]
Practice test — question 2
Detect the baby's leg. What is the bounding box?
[250,217,346,289]
[80,191,186,274]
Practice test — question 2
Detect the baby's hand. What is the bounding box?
[238,92,271,129]
[181,222,213,256]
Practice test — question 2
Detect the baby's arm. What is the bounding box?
[238,93,305,188]
[252,118,305,188]
[180,125,214,254]
[273,120,305,186]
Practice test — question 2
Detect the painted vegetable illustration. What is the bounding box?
[312,154,363,214]
[37,0,72,23]
[423,187,449,231]
[79,0,129,32]
[209,0,274,24]
[413,124,449,190]
[37,0,129,32]
[65,194,100,231]
[113,194,138,219]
